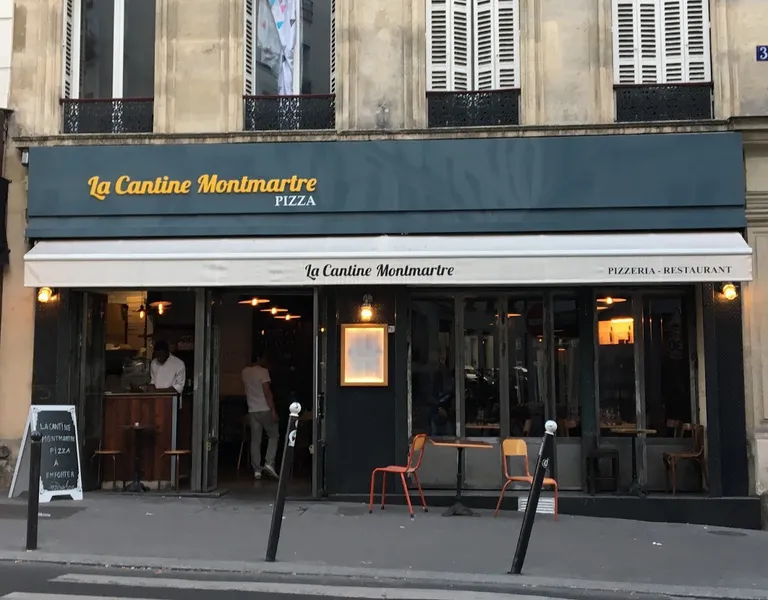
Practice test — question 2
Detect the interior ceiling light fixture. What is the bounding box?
[597,296,627,305]
[238,297,270,306]
[275,314,301,321]
[261,307,288,315]
[149,300,171,315]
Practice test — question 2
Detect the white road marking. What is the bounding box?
[3,595,156,600]
[45,573,571,599]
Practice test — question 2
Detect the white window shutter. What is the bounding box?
[474,0,518,90]
[496,0,520,89]
[330,0,336,94]
[637,0,661,84]
[244,0,256,96]
[451,0,471,90]
[427,0,471,91]
[682,0,711,82]
[612,0,639,84]
[62,0,81,99]
[661,0,684,82]
[473,0,494,89]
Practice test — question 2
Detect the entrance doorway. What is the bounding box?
[211,291,316,497]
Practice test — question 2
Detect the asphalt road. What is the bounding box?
[0,561,585,600]
[0,561,708,600]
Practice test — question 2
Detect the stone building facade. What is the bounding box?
[0,0,767,514]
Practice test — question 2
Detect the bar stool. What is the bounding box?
[161,449,191,492]
[92,448,123,492]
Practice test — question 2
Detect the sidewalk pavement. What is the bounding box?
[0,493,767,599]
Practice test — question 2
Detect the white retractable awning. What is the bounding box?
[23,232,753,288]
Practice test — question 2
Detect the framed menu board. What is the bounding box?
[340,324,388,387]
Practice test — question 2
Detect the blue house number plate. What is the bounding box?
[758,46,768,61]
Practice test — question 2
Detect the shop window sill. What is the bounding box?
[615,83,714,123]
[427,89,521,128]
[60,98,154,134]
[243,95,336,131]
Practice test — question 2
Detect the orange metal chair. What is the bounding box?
[368,433,428,518]
[494,438,559,520]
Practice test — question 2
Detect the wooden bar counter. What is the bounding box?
[102,392,193,488]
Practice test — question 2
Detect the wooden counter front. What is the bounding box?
[102,392,192,486]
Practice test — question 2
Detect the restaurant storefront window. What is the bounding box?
[410,287,701,491]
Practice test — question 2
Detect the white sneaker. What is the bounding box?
[262,464,278,480]
[254,470,262,480]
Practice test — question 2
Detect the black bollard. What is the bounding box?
[265,402,302,563]
[510,420,557,575]
[26,430,43,551]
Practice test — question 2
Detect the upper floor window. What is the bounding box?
[61,0,156,133]
[426,0,521,128]
[612,0,713,122]
[243,0,335,131]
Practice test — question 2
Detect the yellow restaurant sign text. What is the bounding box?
[88,174,318,207]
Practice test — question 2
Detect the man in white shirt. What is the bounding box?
[242,352,279,480]
[147,340,186,394]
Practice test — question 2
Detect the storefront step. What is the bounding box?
[333,492,763,530]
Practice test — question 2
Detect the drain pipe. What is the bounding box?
[0,109,10,361]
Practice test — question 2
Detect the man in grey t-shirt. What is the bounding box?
[242,353,279,480]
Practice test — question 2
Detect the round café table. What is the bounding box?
[428,437,493,516]
[610,427,657,496]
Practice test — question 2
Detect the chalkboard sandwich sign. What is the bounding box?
[9,405,83,502]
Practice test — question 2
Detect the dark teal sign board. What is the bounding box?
[26,132,746,239]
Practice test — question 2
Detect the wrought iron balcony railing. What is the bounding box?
[427,89,521,128]
[615,83,714,123]
[243,94,335,131]
[61,98,154,134]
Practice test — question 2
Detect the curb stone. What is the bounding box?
[0,550,767,600]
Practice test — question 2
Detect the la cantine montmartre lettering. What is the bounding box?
[87,174,317,201]
[304,263,456,281]
[608,265,733,276]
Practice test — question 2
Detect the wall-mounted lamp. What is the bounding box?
[360,294,374,321]
[37,287,55,303]
[136,304,146,320]
[721,282,738,301]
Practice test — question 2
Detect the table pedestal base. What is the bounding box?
[442,501,479,517]
[123,480,149,493]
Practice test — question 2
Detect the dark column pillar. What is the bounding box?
[31,290,78,406]
[701,283,749,497]
[578,287,597,490]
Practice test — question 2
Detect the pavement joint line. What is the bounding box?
[1,550,767,600]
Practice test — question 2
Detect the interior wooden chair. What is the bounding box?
[368,433,428,518]
[494,438,558,520]
[666,419,683,437]
[662,423,707,495]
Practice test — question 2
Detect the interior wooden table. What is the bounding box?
[610,427,657,496]
[429,438,493,517]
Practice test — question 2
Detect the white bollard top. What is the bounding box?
[544,420,558,435]
[289,402,302,417]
